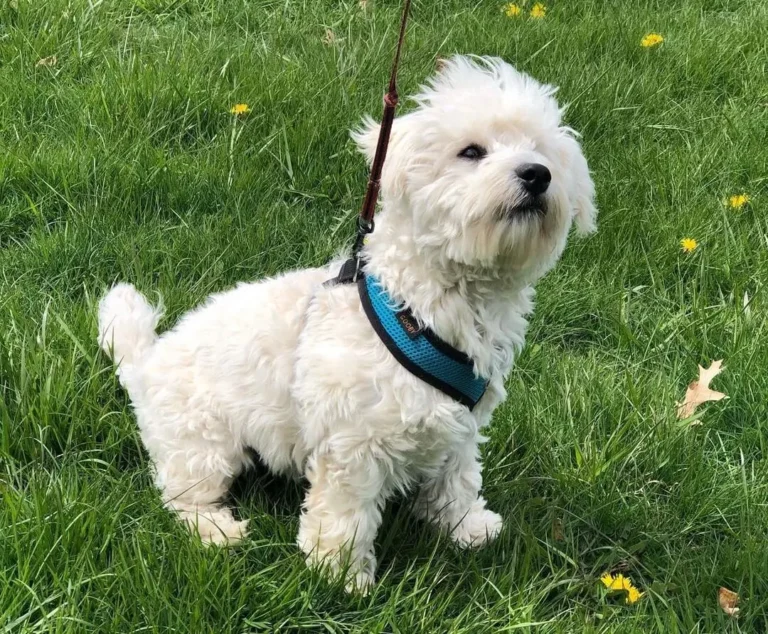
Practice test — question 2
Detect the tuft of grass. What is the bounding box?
[1,0,767,631]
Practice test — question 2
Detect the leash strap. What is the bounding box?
[358,0,412,229]
[340,0,412,283]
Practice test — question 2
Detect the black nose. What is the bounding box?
[515,163,551,196]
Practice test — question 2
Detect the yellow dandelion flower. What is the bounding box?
[680,238,698,253]
[728,193,750,209]
[503,3,521,17]
[611,574,632,591]
[600,572,644,604]
[626,586,644,605]
[641,33,664,48]
[230,103,251,116]
[530,2,546,18]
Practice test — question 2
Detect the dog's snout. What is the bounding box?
[515,163,551,196]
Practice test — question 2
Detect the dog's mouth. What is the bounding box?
[502,197,547,221]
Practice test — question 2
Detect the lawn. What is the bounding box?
[1,0,767,631]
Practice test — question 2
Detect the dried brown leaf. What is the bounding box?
[718,586,740,618]
[613,559,631,573]
[551,516,564,542]
[676,360,727,419]
[36,55,58,67]
[322,29,336,45]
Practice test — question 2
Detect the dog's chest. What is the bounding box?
[293,282,482,448]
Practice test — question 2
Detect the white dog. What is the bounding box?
[98,56,596,591]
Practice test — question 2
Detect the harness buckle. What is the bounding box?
[324,256,361,287]
[351,217,374,257]
[324,217,374,287]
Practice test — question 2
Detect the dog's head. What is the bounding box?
[353,55,596,281]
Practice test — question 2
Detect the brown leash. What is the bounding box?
[350,0,412,260]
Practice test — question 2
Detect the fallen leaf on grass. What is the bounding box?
[718,587,739,618]
[676,360,727,420]
[322,29,336,45]
[36,55,58,67]
[551,516,564,542]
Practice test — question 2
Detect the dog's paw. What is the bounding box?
[344,568,375,595]
[299,538,376,594]
[451,507,503,549]
[204,517,249,547]
[183,509,249,546]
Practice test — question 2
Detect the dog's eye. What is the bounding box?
[458,144,487,160]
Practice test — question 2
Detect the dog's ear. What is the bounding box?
[351,115,413,199]
[561,132,598,235]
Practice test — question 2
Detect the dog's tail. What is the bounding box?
[98,283,162,380]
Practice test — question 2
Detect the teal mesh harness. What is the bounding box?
[328,260,489,410]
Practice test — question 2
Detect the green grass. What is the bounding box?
[1,0,767,630]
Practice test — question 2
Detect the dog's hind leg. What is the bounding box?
[148,424,250,546]
[158,456,249,545]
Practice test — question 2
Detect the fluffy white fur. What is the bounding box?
[98,56,596,592]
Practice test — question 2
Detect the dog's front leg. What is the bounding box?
[414,442,502,548]
[297,451,386,593]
